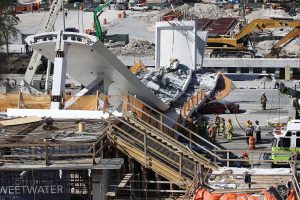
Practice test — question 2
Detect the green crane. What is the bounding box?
[93,0,114,42]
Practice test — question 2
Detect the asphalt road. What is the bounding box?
[205,87,291,152]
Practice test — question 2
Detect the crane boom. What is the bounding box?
[23,0,64,86]
[93,0,114,41]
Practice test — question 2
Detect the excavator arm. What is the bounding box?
[93,0,114,42]
[208,18,300,48]
[207,18,300,57]
[235,18,300,40]
[268,26,300,57]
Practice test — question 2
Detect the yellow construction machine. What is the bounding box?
[207,18,300,58]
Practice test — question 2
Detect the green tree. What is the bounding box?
[0,0,20,56]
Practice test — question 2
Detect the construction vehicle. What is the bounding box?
[116,0,128,10]
[22,0,64,88]
[207,18,300,58]
[268,26,300,57]
[271,0,297,16]
[93,0,113,42]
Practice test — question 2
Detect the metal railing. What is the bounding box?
[110,117,197,182]
[121,95,298,168]
[0,126,109,165]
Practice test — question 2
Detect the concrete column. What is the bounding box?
[285,65,291,81]
[155,173,161,199]
[169,183,173,198]
[51,49,66,110]
[236,67,241,73]
[262,68,267,74]
[141,166,147,196]
[249,67,253,74]
[45,60,51,94]
[92,169,110,200]
[275,68,280,79]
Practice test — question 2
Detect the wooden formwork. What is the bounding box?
[0,92,50,112]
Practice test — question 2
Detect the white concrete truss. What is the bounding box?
[25,32,169,111]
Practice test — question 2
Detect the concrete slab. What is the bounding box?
[155,21,197,70]
[0,158,124,170]
[203,58,300,68]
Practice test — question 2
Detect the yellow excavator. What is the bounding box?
[207,18,300,58]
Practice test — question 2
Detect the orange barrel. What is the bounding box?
[118,13,122,18]
[103,18,107,24]
[194,189,221,200]
[249,136,255,150]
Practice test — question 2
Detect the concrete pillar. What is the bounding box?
[285,65,291,81]
[275,68,280,79]
[236,67,241,73]
[169,183,173,198]
[262,68,267,74]
[92,169,110,200]
[51,48,66,110]
[141,166,147,196]
[249,67,253,74]
[45,60,51,94]
[155,173,161,199]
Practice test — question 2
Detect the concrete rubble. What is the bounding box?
[136,64,193,104]
[108,39,155,56]
[139,3,239,24]
[209,167,292,190]
[172,71,219,108]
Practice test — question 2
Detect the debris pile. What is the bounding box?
[246,8,300,22]
[108,39,155,56]
[136,64,192,104]
[179,3,238,19]
[255,38,300,57]
[209,167,292,190]
[172,72,219,108]
[139,3,239,24]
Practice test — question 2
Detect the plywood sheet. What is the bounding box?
[0,116,42,126]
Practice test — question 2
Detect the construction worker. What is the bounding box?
[219,117,226,138]
[65,10,68,18]
[244,172,252,189]
[208,125,217,144]
[254,120,262,144]
[214,114,220,135]
[227,119,233,142]
[260,92,267,110]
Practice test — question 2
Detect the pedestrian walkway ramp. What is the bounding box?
[106,95,222,189]
[25,32,169,111]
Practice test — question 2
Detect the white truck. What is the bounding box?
[129,4,149,11]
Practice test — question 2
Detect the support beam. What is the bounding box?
[51,48,66,110]
[45,60,51,94]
